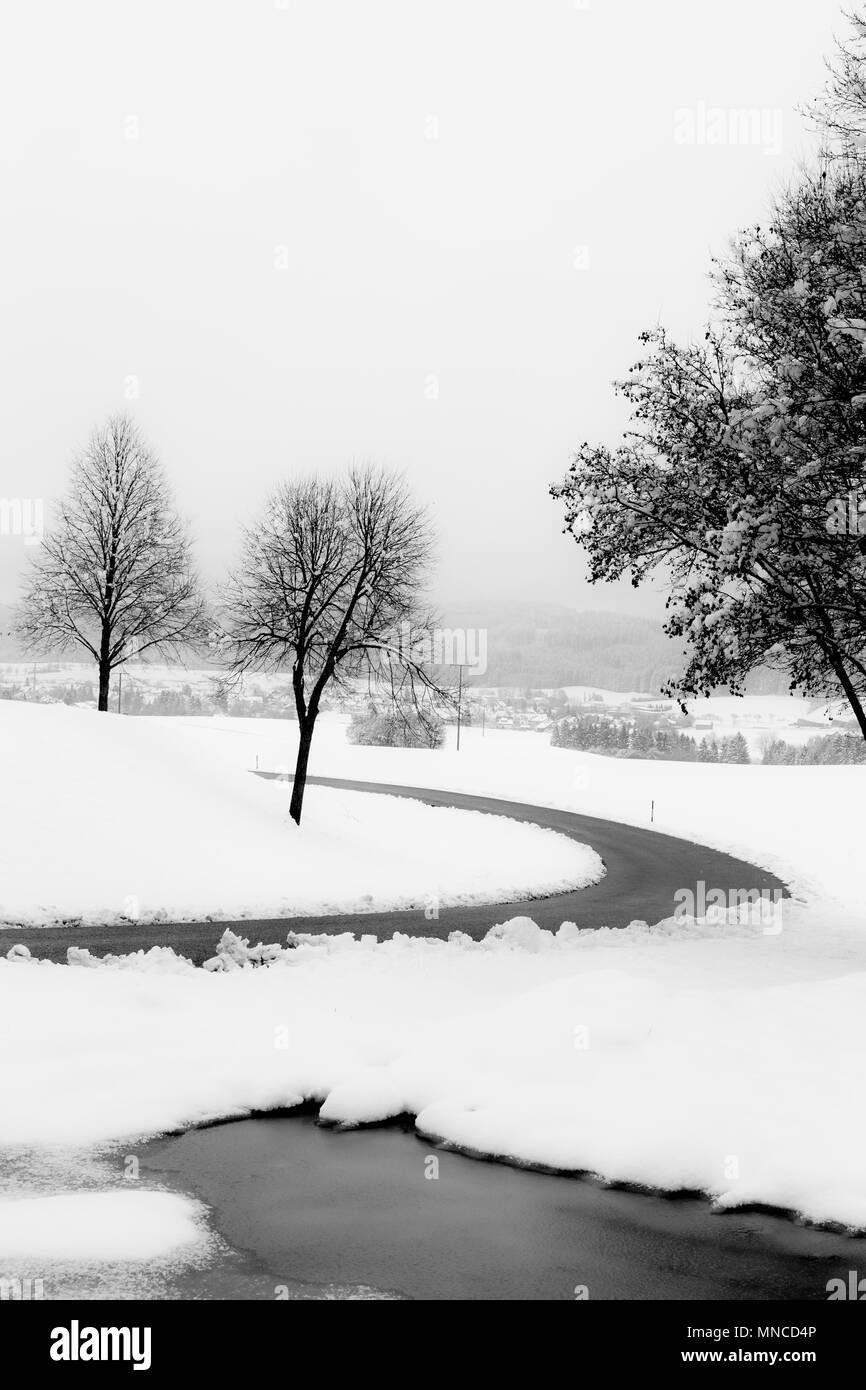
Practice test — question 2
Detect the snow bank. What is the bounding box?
[2,907,864,1229]
[0,1191,205,1261]
[0,702,601,927]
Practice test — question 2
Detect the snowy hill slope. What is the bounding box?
[0,702,601,927]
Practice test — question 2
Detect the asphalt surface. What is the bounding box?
[5,773,788,965]
[140,1114,863,1301]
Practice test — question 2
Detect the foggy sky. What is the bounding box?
[0,0,842,618]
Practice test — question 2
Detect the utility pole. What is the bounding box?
[456,664,463,751]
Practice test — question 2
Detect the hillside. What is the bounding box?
[440,602,686,693]
[0,598,801,697]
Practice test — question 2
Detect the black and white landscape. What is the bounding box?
[2,0,866,1340]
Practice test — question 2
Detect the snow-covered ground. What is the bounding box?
[678,693,849,754]
[0,659,221,690]
[0,1191,205,1261]
[2,703,866,1248]
[3,910,865,1231]
[0,702,601,927]
[530,684,850,755]
[172,711,860,910]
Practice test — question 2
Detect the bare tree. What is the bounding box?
[222,466,452,824]
[17,414,206,710]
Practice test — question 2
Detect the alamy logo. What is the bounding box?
[673,103,783,156]
[828,1273,866,1295]
[674,881,784,933]
[0,497,43,546]
[387,622,488,675]
[50,1321,152,1371]
[826,491,866,536]
[0,1276,43,1300]
[827,1271,866,1300]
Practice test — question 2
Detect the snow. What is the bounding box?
[171,711,862,908]
[675,694,849,754]
[497,686,851,754]
[2,905,864,1229]
[2,702,866,1237]
[0,1191,205,1261]
[0,702,602,927]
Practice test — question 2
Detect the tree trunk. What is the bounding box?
[97,617,112,712]
[290,716,316,825]
[97,662,111,712]
[826,648,866,742]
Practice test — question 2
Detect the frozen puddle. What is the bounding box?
[130,1114,866,1301]
[9,1116,866,1301]
[0,1183,397,1302]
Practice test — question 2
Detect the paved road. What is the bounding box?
[5,774,788,965]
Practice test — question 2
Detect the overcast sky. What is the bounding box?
[0,0,844,617]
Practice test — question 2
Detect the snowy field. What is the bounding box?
[0,659,222,690]
[2,703,866,1257]
[173,711,860,910]
[541,685,848,754]
[0,702,602,927]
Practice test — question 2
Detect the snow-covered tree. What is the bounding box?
[347,702,445,749]
[552,157,866,741]
[16,415,205,711]
[809,6,866,152]
[697,738,719,764]
[720,732,750,764]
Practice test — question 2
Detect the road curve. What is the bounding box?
[5,773,788,966]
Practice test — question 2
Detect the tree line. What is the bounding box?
[14,417,451,823]
[552,714,866,764]
[552,715,752,762]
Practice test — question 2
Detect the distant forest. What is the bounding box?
[0,599,805,697]
[443,602,794,696]
[553,714,866,765]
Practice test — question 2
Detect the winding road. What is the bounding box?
[7,773,788,965]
